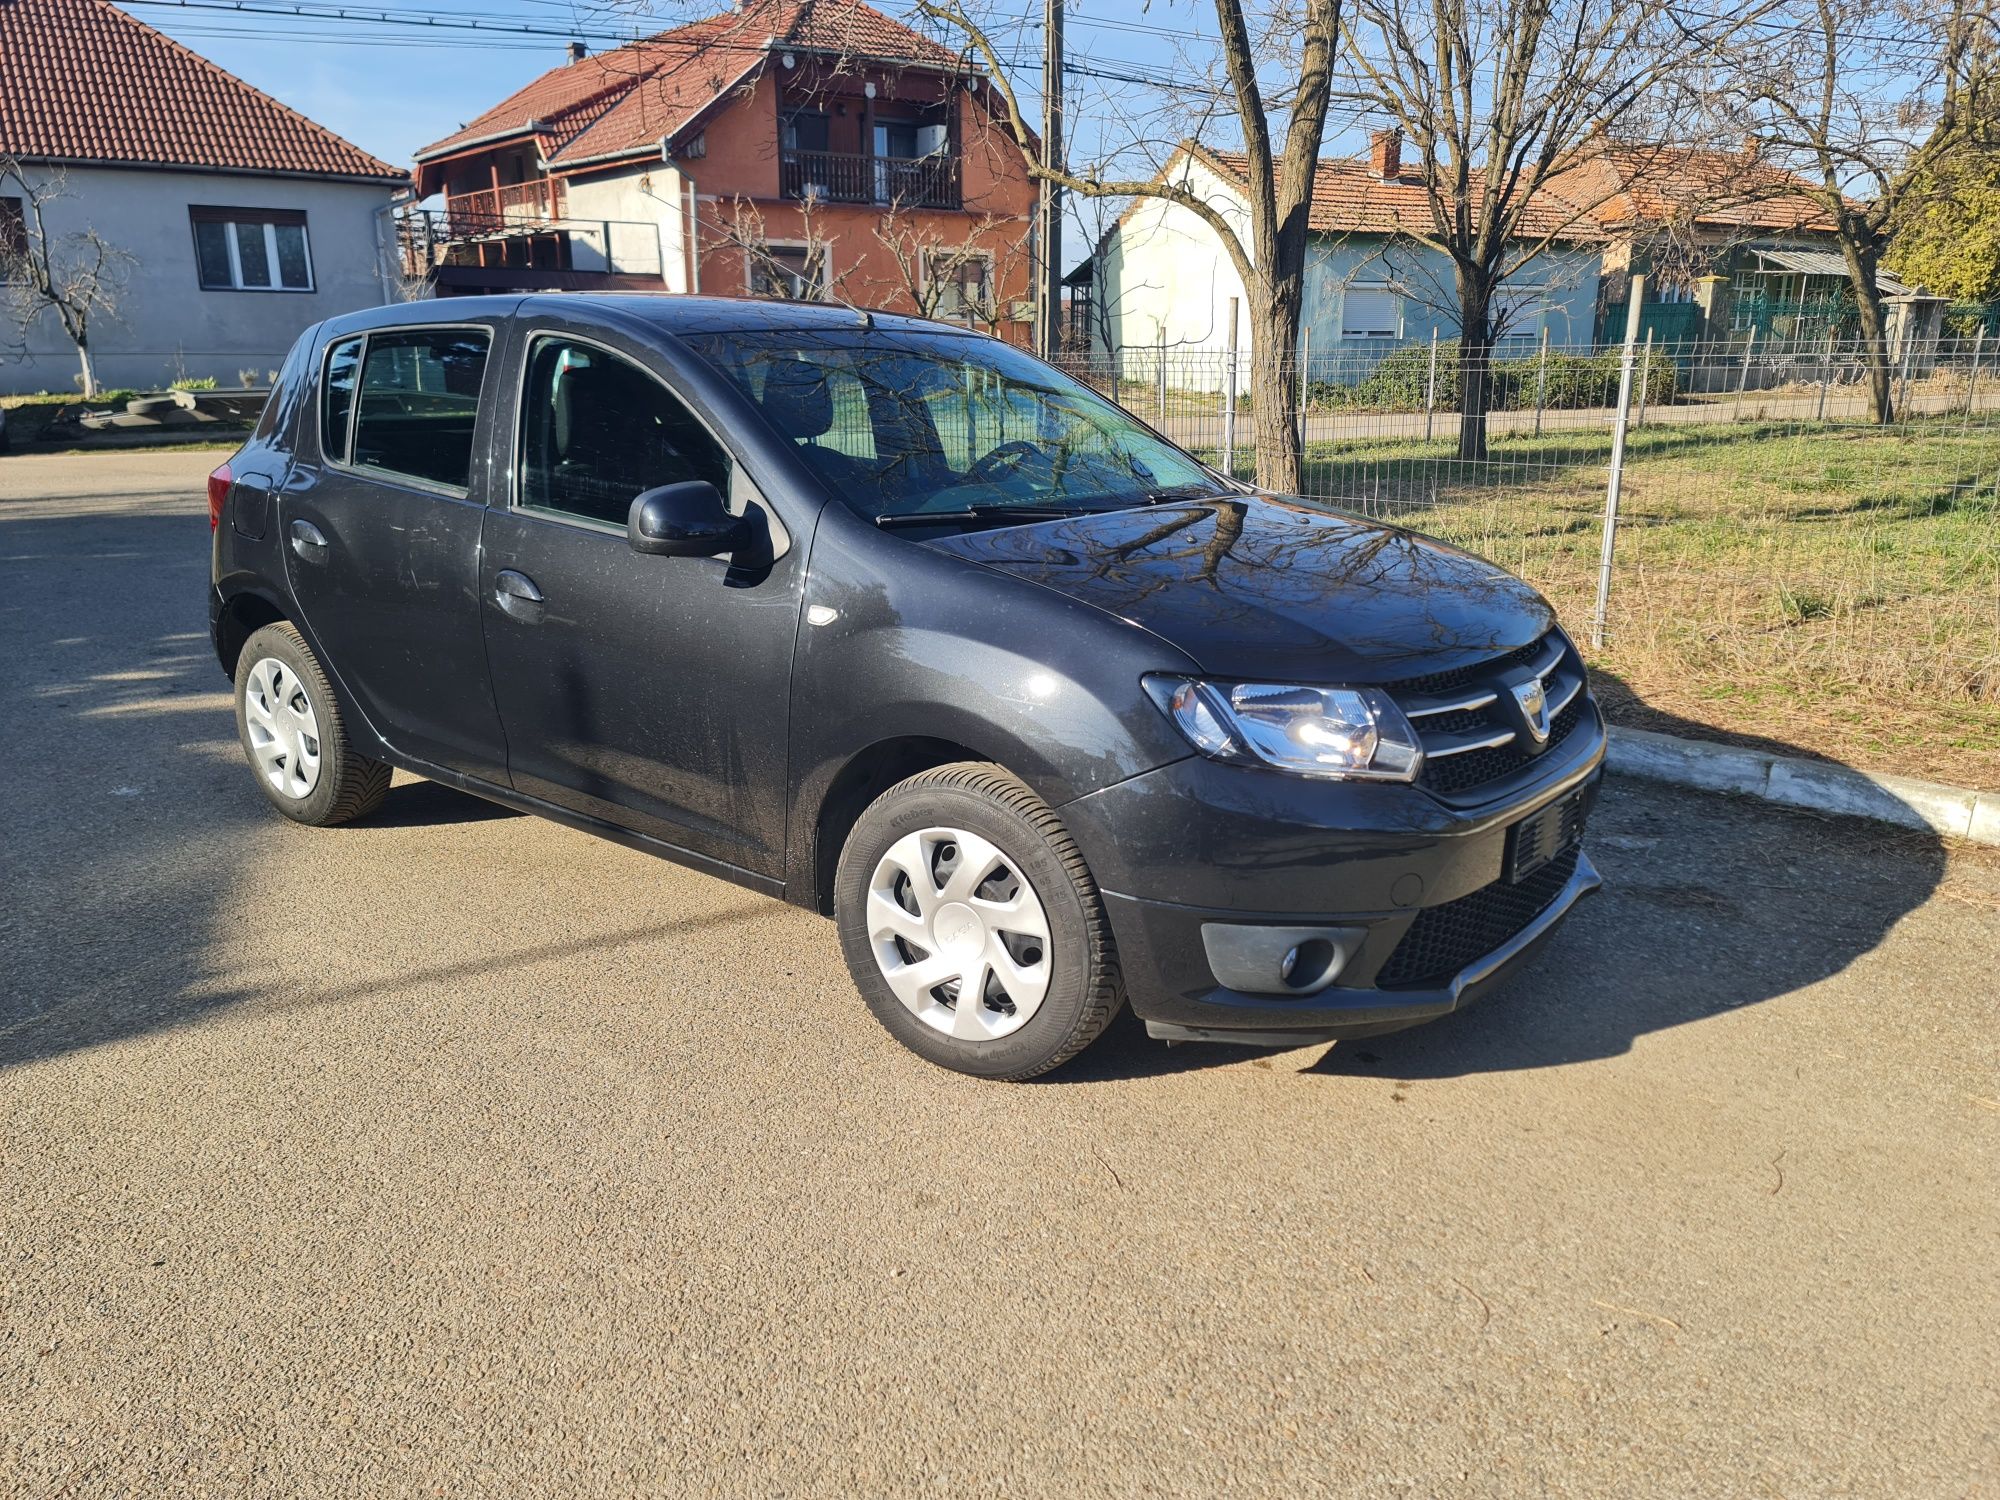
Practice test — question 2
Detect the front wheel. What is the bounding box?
[834,763,1124,1080]
[233,621,390,826]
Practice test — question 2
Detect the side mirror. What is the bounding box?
[627,481,751,558]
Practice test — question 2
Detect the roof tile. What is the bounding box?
[0,0,404,180]
[416,0,961,168]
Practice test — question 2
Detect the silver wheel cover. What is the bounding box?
[243,656,323,799]
[866,826,1053,1042]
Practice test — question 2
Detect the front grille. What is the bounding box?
[1388,631,1592,802]
[1420,697,1585,794]
[1374,847,1580,989]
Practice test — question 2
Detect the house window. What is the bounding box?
[1341,284,1400,340]
[748,244,827,301]
[927,251,992,324]
[190,206,313,292]
[1492,284,1548,342]
[0,196,25,271]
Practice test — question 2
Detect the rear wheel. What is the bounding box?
[835,763,1123,1080]
[233,621,389,826]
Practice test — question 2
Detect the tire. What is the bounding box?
[834,763,1124,1080]
[232,621,390,826]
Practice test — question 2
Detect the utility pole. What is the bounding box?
[1037,0,1064,359]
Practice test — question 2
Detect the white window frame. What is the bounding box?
[744,238,831,300]
[924,249,995,324]
[1492,283,1550,343]
[195,213,315,293]
[1340,282,1401,341]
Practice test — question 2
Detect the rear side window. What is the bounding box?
[349,328,491,491]
[518,336,730,527]
[320,335,361,462]
[251,327,314,446]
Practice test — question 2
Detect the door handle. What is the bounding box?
[289,519,329,564]
[494,569,545,621]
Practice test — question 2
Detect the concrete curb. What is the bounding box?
[1606,726,2000,846]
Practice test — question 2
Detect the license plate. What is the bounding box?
[1507,787,1588,881]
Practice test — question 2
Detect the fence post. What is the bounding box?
[1967,325,1986,419]
[1736,324,1757,410]
[1156,327,1166,424]
[1635,328,1655,427]
[1816,329,1835,423]
[1895,321,1916,420]
[1593,277,1645,650]
[1424,327,1440,443]
[1533,325,1549,438]
[1297,325,1310,452]
[1222,296,1239,479]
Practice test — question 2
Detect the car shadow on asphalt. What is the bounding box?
[366,777,523,828]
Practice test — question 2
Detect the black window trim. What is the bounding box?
[317,322,496,498]
[189,204,316,294]
[510,328,737,539]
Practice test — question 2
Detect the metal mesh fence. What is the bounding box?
[1052,334,2000,785]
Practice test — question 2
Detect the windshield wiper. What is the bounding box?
[1141,482,1234,504]
[875,505,1077,530]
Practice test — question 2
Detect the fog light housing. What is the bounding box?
[1201,924,1366,996]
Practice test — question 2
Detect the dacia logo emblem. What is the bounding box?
[1510,678,1552,746]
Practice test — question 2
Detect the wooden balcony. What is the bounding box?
[442,180,567,239]
[779,149,961,211]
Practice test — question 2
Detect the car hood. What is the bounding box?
[923,494,1557,682]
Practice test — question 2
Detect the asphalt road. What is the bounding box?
[3,450,1997,1498]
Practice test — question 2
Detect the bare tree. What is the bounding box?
[0,156,132,397]
[1335,1,1760,459]
[1715,0,1995,421]
[871,205,1027,333]
[705,193,844,303]
[915,0,1344,491]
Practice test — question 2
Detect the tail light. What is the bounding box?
[207,460,233,531]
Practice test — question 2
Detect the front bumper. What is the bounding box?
[1060,706,1607,1045]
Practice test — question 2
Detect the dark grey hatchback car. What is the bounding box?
[209,294,1604,1079]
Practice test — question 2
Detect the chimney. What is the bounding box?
[567,40,587,63]
[1370,127,1402,182]
[1742,134,1762,161]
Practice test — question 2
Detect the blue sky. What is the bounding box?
[132,0,1242,172]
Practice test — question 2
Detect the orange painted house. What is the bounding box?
[407,0,1037,339]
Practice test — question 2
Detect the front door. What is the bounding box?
[280,324,509,783]
[478,329,801,877]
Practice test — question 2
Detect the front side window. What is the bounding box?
[348,328,490,490]
[191,207,312,291]
[519,337,731,528]
[687,329,1218,525]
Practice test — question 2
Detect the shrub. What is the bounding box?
[1313,339,1679,414]
[170,376,220,391]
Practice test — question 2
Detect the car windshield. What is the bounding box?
[685,327,1223,524]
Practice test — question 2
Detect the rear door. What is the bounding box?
[476,318,803,878]
[278,322,510,783]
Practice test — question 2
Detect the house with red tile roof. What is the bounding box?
[405,0,1036,338]
[0,0,407,393]
[1560,142,1908,343]
[1081,134,1608,374]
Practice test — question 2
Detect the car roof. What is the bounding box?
[317,293,987,342]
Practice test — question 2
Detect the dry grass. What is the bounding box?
[1291,415,2000,788]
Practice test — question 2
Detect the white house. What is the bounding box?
[1084,137,1604,380]
[0,0,407,394]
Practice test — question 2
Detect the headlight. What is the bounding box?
[1145,675,1424,782]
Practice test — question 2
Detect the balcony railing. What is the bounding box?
[398,208,663,282]
[442,180,566,238]
[779,148,961,211]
